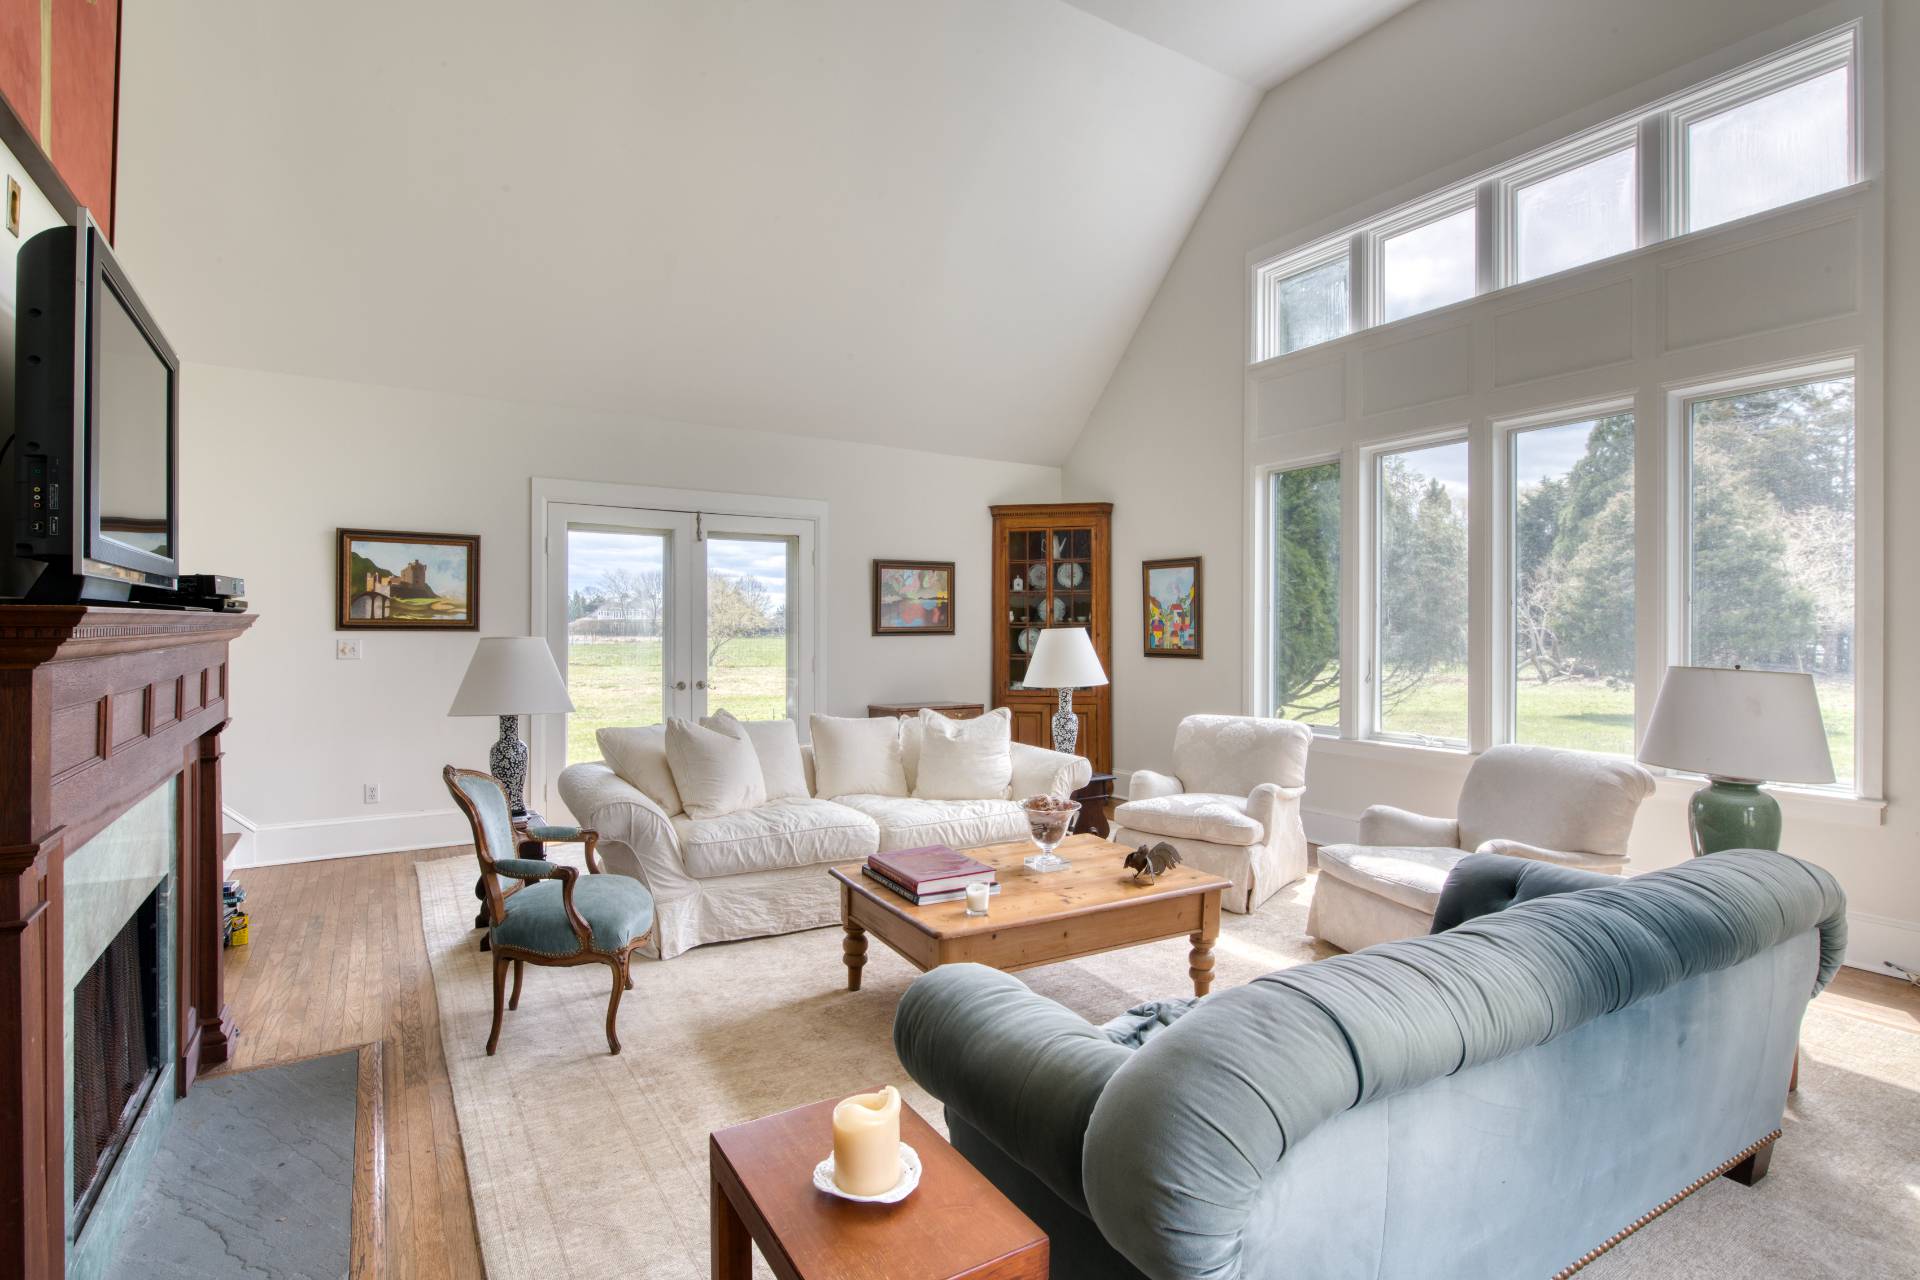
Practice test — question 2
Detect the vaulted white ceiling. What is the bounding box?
[112,1,1410,466]
[1058,0,1421,89]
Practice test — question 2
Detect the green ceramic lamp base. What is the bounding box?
[1688,778,1782,857]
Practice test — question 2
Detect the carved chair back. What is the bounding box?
[444,765,518,927]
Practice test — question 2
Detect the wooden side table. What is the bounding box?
[1072,771,1115,838]
[866,701,986,720]
[710,1096,1047,1280]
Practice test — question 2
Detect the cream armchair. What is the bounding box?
[1308,744,1655,952]
[1110,715,1312,913]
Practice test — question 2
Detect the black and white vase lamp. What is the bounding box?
[1023,626,1107,760]
[450,637,576,823]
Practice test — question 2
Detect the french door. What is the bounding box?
[533,500,814,814]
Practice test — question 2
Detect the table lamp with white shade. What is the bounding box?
[1637,665,1834,857]
[1023,626,1108,756]
[449,636,574,821]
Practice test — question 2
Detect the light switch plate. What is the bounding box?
[336,638,363,660]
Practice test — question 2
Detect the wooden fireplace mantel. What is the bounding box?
[0,604,255,1279]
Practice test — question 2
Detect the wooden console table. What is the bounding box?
[0,605,254,1277]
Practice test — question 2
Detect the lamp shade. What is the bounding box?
[1638,666,1833,784]
[449,637,575,716]
[1024,626,1108,690]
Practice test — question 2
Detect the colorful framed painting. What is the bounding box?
[872,559,955,635]
[336,528,480,631]
[1142,556,1202,658]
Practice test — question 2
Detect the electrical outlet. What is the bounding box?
[363,783,381,804]
[336,638,363,660]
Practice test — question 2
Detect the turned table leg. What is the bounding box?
[1189,889,1221,997]
[843,920,868,992]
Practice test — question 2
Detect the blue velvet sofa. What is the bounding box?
[893,851,1845,1279]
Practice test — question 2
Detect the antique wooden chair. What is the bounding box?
[444,765,655,1054]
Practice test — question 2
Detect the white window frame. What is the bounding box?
[1247,20,1862,365]
[1367,190,1480,327]
[1491,398,1638,752]
[1667,28,1857,235]
[1364,429,1473,749]
[1252,453,1348,737]
[1665,358,1862,796]
[1498,129,1641,287]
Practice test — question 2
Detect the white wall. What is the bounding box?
[182,364,1058,865]
[1063,0,1920,975]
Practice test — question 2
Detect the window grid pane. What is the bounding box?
[1510,416,1635,754]
[1376,441,1469,743]
[1270,462,1340,727]
[1686,65,1850,232]
[1687,377,1855,787]
[1272,258,1350,356]
[1380,207,1477,323]
[1514,147,1637,283]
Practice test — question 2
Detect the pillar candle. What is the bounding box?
[830,1084,901,1195]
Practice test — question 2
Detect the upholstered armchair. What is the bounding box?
[444,766,655,1055]
[1308,744,1655,953]
[1109,715,1312,913]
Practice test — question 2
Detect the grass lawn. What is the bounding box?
[564,636,790,762]
[1283,664,1855,784]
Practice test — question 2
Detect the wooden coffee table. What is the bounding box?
[830,832,1229,997]
[710,1095,1047,1279]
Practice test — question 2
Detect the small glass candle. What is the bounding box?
[965,882,990,915]
[831,1085,901,1195]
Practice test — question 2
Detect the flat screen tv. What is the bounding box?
[11,211,180,602]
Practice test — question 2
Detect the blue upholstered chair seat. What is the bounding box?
[493,875,655,957]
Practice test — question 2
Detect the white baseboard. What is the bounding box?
[1845,911,1920,982]
[1301,807,1361,847]
[224,807,469,869]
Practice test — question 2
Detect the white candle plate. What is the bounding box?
[812,1142,922,1203]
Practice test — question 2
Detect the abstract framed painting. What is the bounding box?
[1142,556,1202,658]
[871,559,955,635]
[336,528,480,631]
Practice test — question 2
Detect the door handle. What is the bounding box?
[674,680,688,691]
[695,679,708,690]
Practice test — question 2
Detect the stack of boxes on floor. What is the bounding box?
[223,879,250,947]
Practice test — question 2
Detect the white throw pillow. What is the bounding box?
[704,710,810,801]
[596,724,684,816]
[664,715,767,819]
[913,708,1013,800]
[808,714,909,799]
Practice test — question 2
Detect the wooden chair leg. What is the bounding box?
[508,959,525,1011]
[605,959,626,1055]
[1725,1138,1775,1187]
[487,955,508,1056]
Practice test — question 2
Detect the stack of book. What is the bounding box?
[862,845,999,906]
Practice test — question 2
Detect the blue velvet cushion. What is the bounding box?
[452,771,519,901]
[495,858,564,880]
[493,875,654,957]
[524,823,586,841]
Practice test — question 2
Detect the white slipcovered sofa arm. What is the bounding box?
[555,762,691,893]
[1357,804,1460,849]
[1245,782,1306,833]
[1474,838,1628,873]
[1126,769,1184,802]
[1009,742,1092,799]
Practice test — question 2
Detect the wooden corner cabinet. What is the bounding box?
[990,502,1113,774]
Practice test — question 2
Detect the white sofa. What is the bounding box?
[557,717,1090,958]
[1110,714,1312,914]
[1308,743,1655,953]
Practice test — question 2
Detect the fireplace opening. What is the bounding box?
[69,886,162,1226]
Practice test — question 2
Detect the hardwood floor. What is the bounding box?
[219,847,1920,1280]
[218,845,486,1280]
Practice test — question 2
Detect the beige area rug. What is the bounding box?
[417,854,1920,1279]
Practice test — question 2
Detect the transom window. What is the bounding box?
[1252,25,1857,362]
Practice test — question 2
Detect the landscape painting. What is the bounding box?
[336,528,480,630]
[1143,556,1202,658]
[872,560,955,635]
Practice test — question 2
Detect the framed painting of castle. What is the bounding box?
[336,528,480,631]
[1142,556,1202,658]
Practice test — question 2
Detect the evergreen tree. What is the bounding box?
[1271,463,1340,717]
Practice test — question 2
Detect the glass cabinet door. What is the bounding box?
[1006,526,1094,692]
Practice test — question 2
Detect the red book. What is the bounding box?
[867,845,996,895]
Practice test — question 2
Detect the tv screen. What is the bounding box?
[94,275,174,562]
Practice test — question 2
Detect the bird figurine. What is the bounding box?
[1124,841,1183,884]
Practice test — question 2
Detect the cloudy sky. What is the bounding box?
[566,528,789,601]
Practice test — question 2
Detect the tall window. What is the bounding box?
[1510,414,1635,754]
[1269,461,1341,727]
[1379,206,1477,323]
[1686,376,1855,787]
[1376,441,1469,743]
